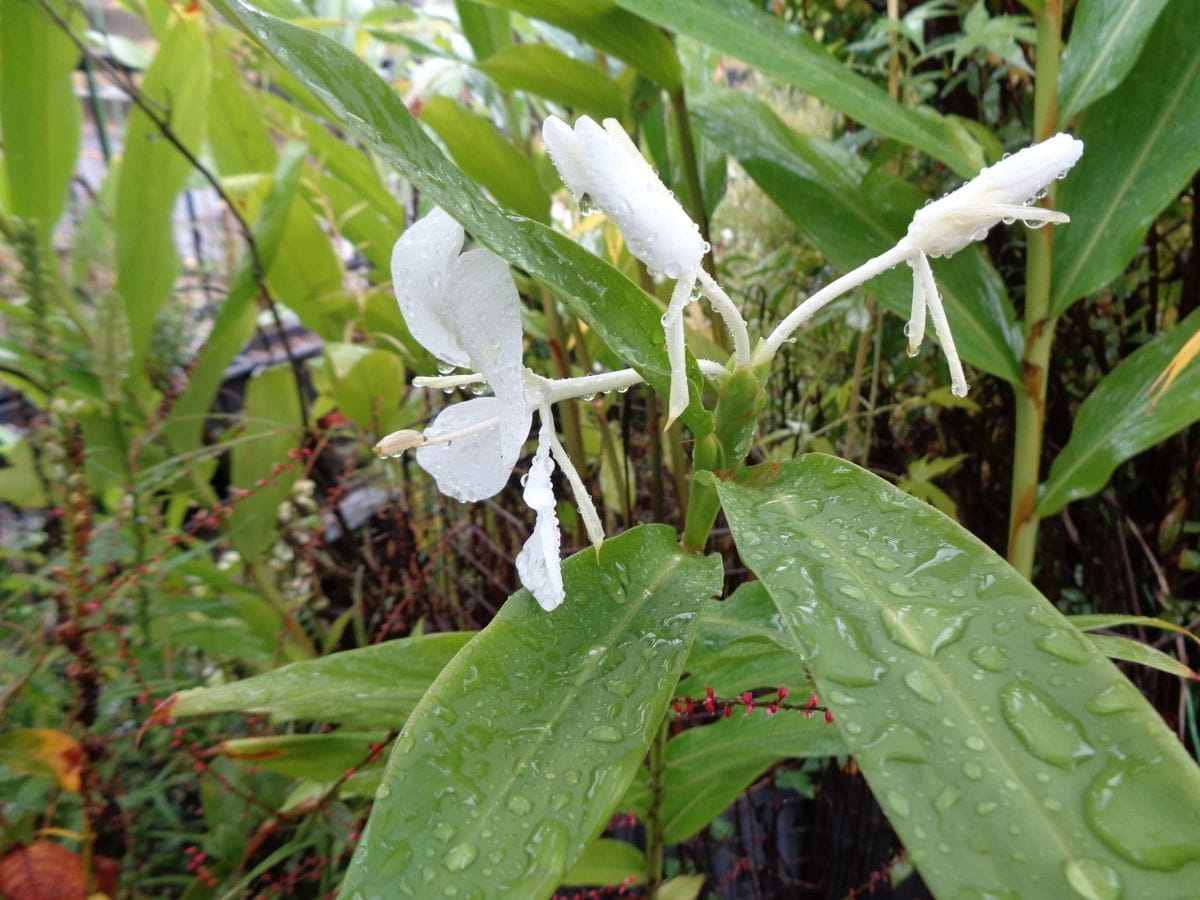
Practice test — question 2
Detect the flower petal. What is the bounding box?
[391,208,470,368]
[415,396,530,501]
[515,432,565,611]
[442,248,525,401]
[543,115,589,201]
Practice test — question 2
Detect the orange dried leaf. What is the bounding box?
[0,728,83,791]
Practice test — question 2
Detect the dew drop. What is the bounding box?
[586,724,623,743]
[1063,858,1121,900]
[999,680,1094,769]
[933,784,961,818]
[1085,682,1140,715]
[963,761,984,781]
[965,735,986,752]
[444,841,478,872]
[885,790,910,819]
[506,795,533,815]
[971,644,1010,673]
[879,604,973,658]
[1035,627,1092,665]
[904,670,942,705]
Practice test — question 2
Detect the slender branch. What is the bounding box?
[36,0,311,431]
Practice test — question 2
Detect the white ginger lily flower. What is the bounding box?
[543,115,751,427]
[757,132,1084,396]
[375,207,615,611]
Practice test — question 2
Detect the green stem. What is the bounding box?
[1007,0,1062,578]
[645,713,669,893]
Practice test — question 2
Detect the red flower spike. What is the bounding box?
[778,685,788,700]
[723,703,732,718]
[740,691,753,706]
[807,692,820,709]
[825,709,835,724]
[685,698,694,716]
[767,703,778,716]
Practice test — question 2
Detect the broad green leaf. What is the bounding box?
[692,94,1022,384]
[332,348,405,433]
[481,0,681,91]
[456,0,511,60]
[0,0,82,241]
[166,632,473,726]
[1083,634,1199,681]
[164,145,307,455]
[477,43,625,121]
[421,96,550,222]
[0,439,49,508]
[614,0,982,178]
[1058,0,1171,124]
[209,0,713,437]
[657,874,706,900]
[116,11,210,367]
[218,732,389,781]
[209,27,278,175]
[1038,307,1200,516]
[1051,0,1200,315]
[1070,614,1200,652]
[660,713,843,843]
[561,838,645,887]
[717,455,1200,898]
[340,525,722,898]
[227,365,304,560]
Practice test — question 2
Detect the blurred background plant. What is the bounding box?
[1,0,1197,896]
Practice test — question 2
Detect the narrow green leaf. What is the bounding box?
[456,0,511,60]
[94,291,132,404]
[208,27,278,175]
[164,145,307,455]
[614,0,982,177]
[481,0,681,91]
[116,11,210,367]
[1058,0,1171,124]
[218,731,389,782]
[1070,614,1200,652]
[717,454,1200,897]
[561,839,645,888]
[167,633,473,726]
[1083,634,1199,681]
[477,43,625,121]
[227,365,304,560]
[661,713,843,843]
[340,525,722,898]
[421,96,550,222]
[692,94,1022,384]
[0,0,82,241]
[209,0,713,437]
[1051,0,1200,315]
[1038,307,1200,516]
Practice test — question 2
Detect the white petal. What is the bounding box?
[662,275,696,428]
[913,253,968,397]
[572,117,705,279]
[543,115,589,201]
[515,434,565,611]
[442,248,525,400]
[415,396,530,501]
[906,133,1083,258]
[392,208,470,367]
[905,258,927,357]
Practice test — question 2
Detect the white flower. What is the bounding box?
[376,207,608,611]
[758,133,1084,397]
[543,115,751,427]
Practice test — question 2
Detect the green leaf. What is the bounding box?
[227,365,304,560]
[0,439,49,508]
[218,731,389,781]
[1083,634,1199,681]
[477,43,625,121]
[1051,0,1200,315]
[692,94,1021,384]
[0,0,82,242]
[657,873,706,900]
[116,11,210,368]
[209,0,713,438]
[340,525,722,898]
[456,0,511,60]
[1038,307,1200,516]
[209,27,278,175]
[421,96,550,223]
[1070,614,1200,652]
[481,0,681,91]
[164,145,306,455]
[717,454,1200,897]
[1058,0,1171,124]
[167,632,473,726]
[561,838,645,887]
[661,713,844,843]
[613,0,982,178]
[332,348,405,432]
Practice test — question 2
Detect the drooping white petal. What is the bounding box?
[415,396,531,502]
[905,258,928,358]
[662,275,697,428]
[515,426,565,611]
[542,409,604,550]
[391,207,470,367]
[441,248,526,401]
[906,133,1084,258]
[542,115,589,201]
[912,253,968,397]
[549,115,706,280]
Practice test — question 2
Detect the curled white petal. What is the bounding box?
[907,133,1083,258]
[391,208,470,368]
[662,275,697,429]
[441,247,525,399]
[415,396,530,502]
[515,425,565,611]
[544,115,705,279]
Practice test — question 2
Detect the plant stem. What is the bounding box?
[1007,0,1062,578]
[645,713,670,892]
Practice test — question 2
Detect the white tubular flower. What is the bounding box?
[758,133,1084,397]
[544,115,751,428]
[376,207,619,611]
